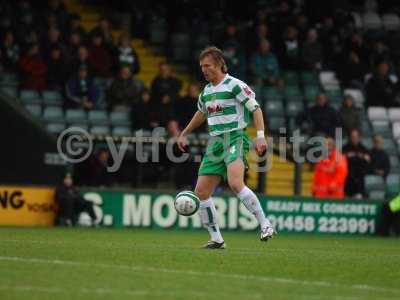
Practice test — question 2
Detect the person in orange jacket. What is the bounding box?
[312,137,348,199]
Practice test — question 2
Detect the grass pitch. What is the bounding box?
[0,228,398,300]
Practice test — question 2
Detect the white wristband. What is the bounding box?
[257,130,265,139]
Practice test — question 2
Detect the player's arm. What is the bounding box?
[233,84,267,156]
[177,111,206,152]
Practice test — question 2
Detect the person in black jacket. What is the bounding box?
[365,61,398,107]
[343,129,371,198]
[150,62,182,105]
[305,93,341,137]
[55,173,97,226]
[369,135,391,178]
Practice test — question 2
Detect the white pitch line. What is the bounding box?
[0,256,398,296]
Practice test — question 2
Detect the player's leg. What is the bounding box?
[227,158,274,240]
[194,175,225,246]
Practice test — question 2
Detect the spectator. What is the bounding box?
[337,50,368,89]
[248,23,269,54]
[88,33,113,78]
[302,93,341,137]
[65,31,82,63]
[107,66,140,111]
[312,137,348,199]
[151,62,182,104]
[44,0,69,31]
[343,129,371,198]
[250,39,282,86]
[301,29,323,70]
[90,17,114,49]
[55,173,97,226]
[42,26,65,59]
[377,194,400,236]
[132,88,156,130]
[19,43,47,91]
[348,33,369,64]
[86,149,113,186]
[369,135,391,178]
[66,14,86,40]
[365,61,399,107]
[222,42,246,80]
[116,33,140,75]
[279,25,301,70]
[176,82,204,130]
[65,65,98,110]
[370,41,391,69]
[220,24,241,50]
[69,45,92,76]
[339,95,361,136]
[1,31,19,72]
[46,46,68,90]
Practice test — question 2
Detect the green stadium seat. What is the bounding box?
[0,86,18,98]
[69,123,89,131]
[261,86,282,101]
[304,85,320,102]
[25,104,42,117]
[382,139,398,156]
[135,129,152,137]
[0,73,18,86]
[20,89,41,105]
[46,122,66,134]
[65,109,88,123]
[112,126,132,136]
[110,111,131,126]
[390,156,400,173]
[286,101,304,117]
[386,173,400,197]
[88,110,109,125]
[301,71,318,84]
[172,47,191,62]
[264,100,284,117]
[43,106,63,121]
[365,175,385,193]
[90,125,110,135]
[283,86,303,101]
[268,117,286,132]
[193,34,210,48]
[42,90,63,106]
[326,89,343,102]
[372,121,393,138]
[282,71,299,86]
[149,24,167,44]
[368,190,386,200]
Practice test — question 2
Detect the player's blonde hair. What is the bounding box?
[199,46,228,73]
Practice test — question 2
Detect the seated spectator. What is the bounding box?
[300,93,341,137]
[369,135,390,178]
[65,65,98,110]
[47,46,69,90]
[339,95,361,136]
[365,61,398,107]
[219,23,241,50]
[248,23,269,54]
[132,88,156,130]
[86,149,113,187]
[250,39,282,87]
[369,41,391,69]
[88,33,113,78]
[107,66,140,111]
[90,17,114,49]
[301,29,323,70]
[42,26,65,59]
[55,173,97,226]
[69,45,92,76]
[279,25,301,70]
[176,82,205,131]
[1,31,19,72]
[312,136,348,199]
[222,42,246,80]
[66,13,86,41]
[343,129,371,198]
[116,33,140,75]
[337,50,368,89]
[19,43,47,91]
[65,31,83,64]
[151,62,182,104]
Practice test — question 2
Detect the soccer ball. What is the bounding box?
[174,191,200,216]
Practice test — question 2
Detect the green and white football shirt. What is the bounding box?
[197,74,259,136]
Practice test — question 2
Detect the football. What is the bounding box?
[174,191,200,216]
